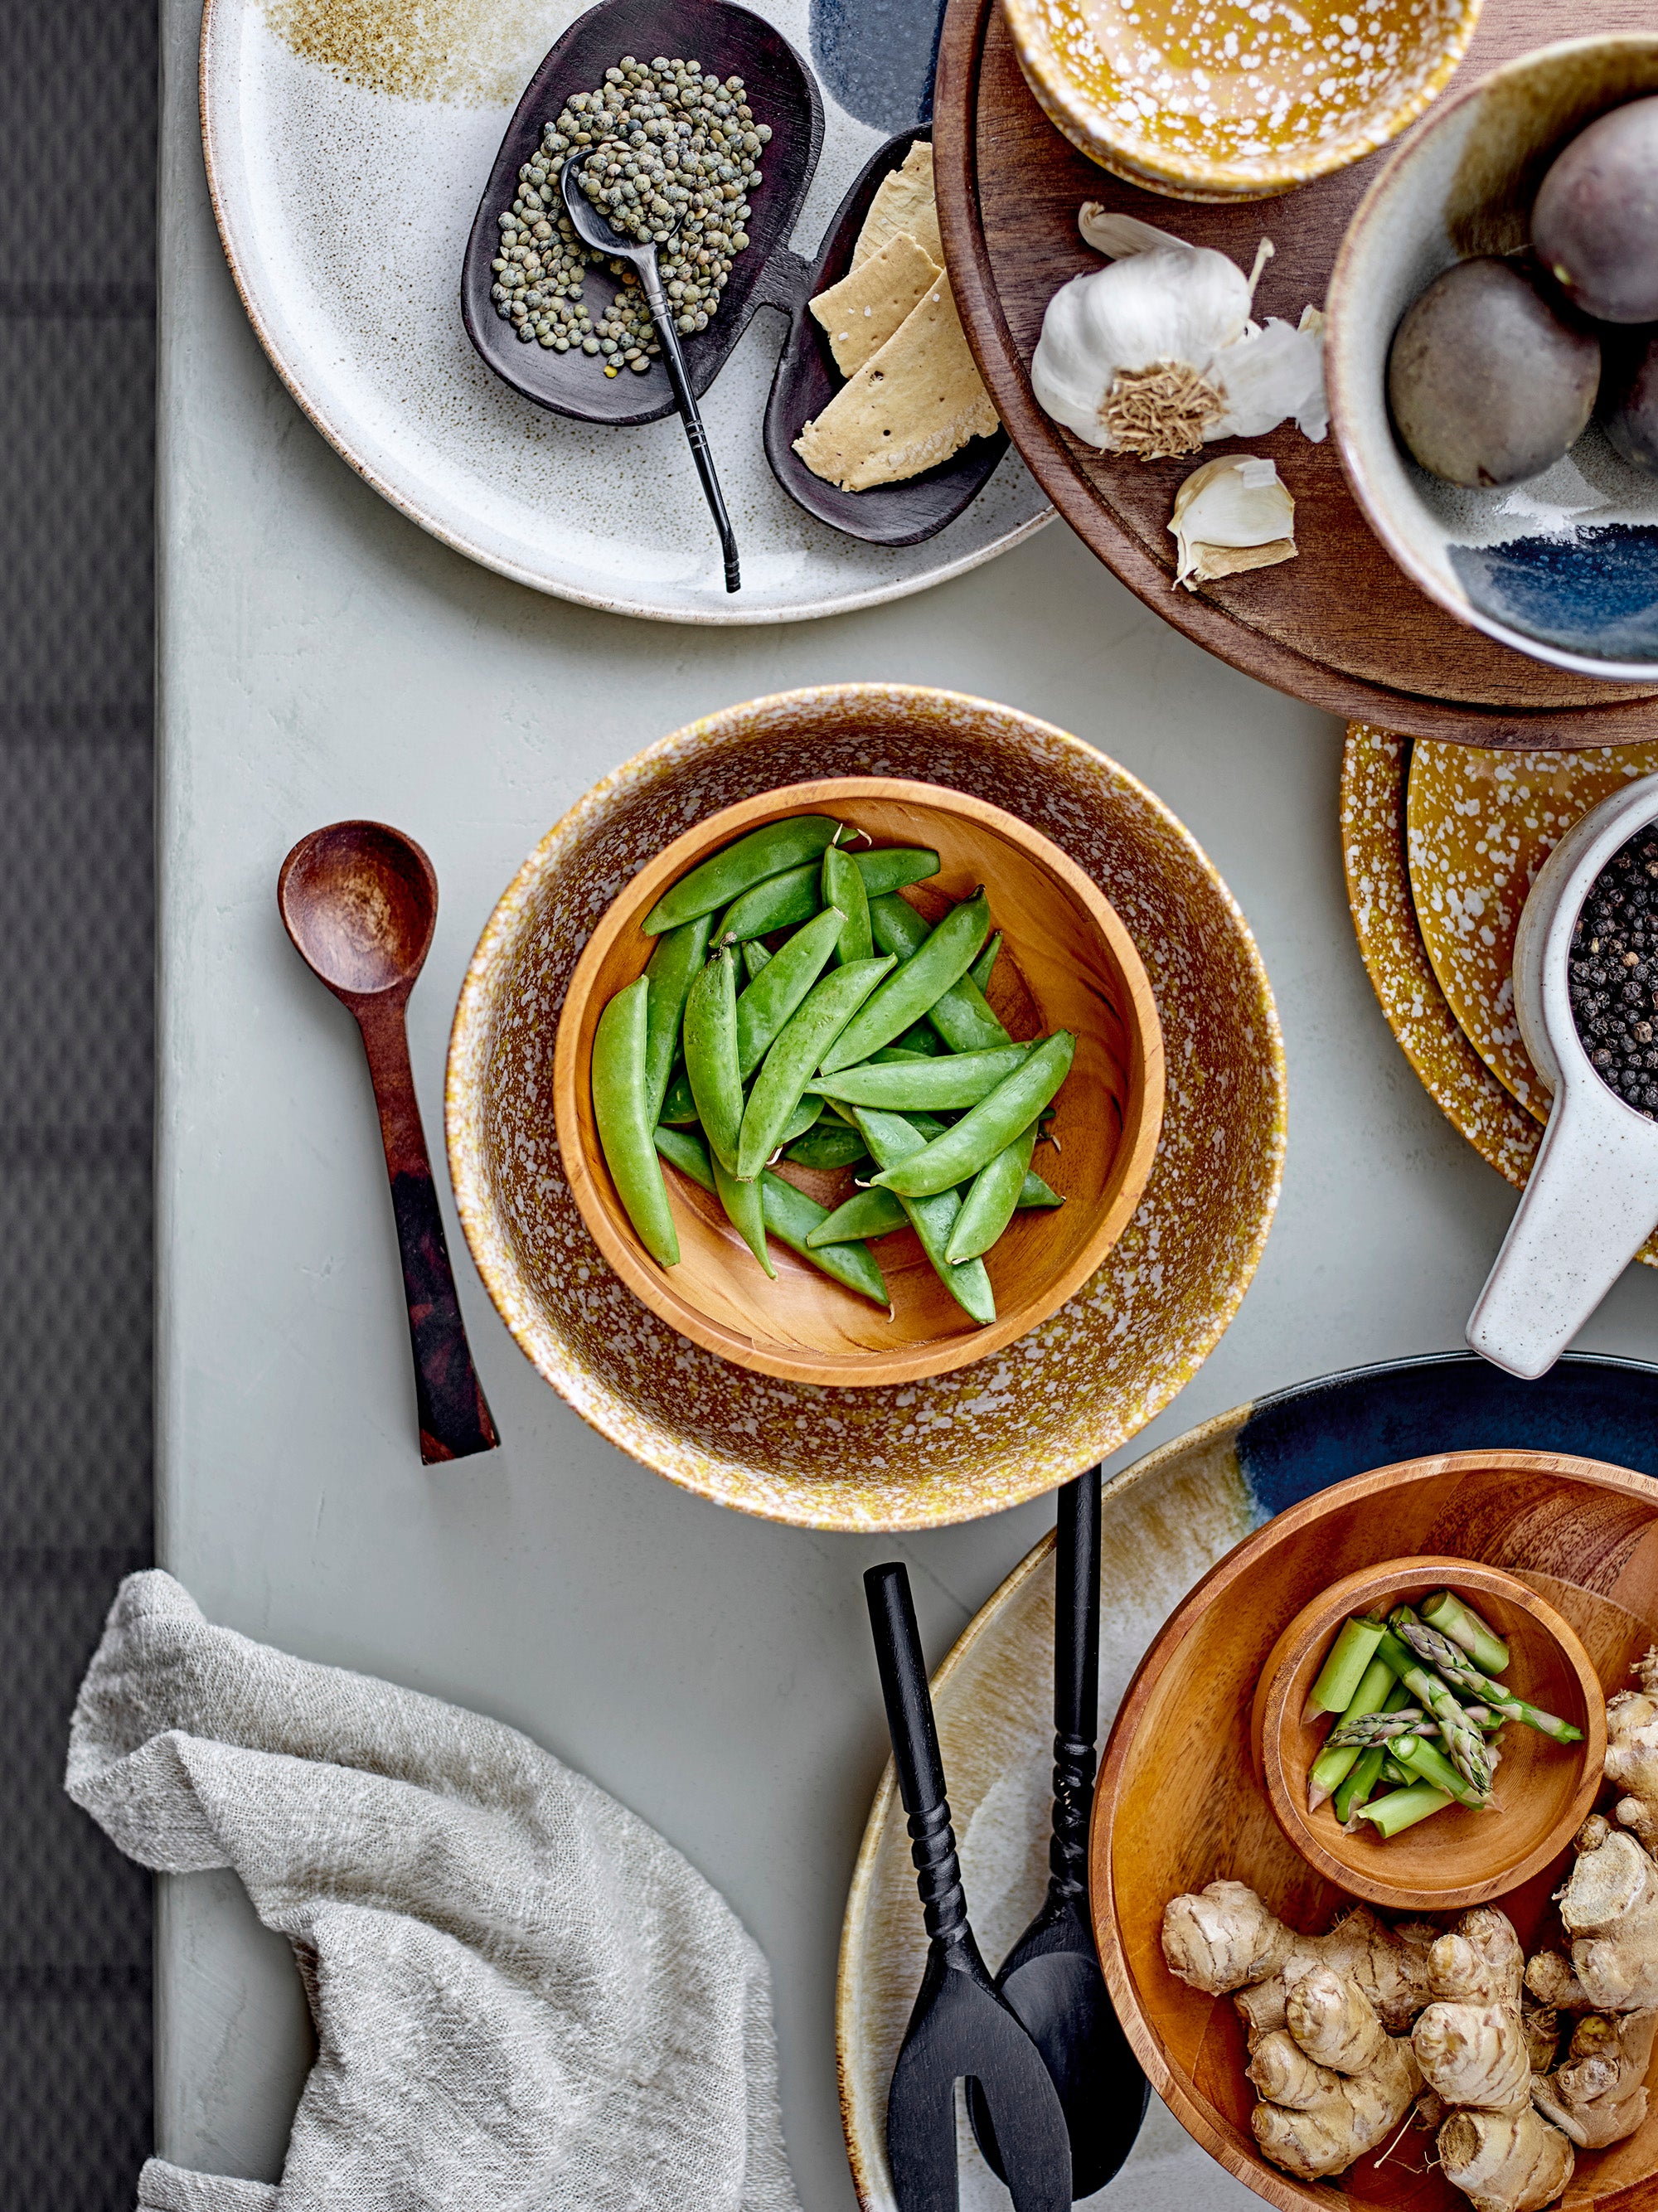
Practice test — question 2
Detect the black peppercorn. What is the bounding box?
[1570,826,1658,1123]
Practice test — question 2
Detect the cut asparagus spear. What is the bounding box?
[1393,1732,1492,1810]
[1422,1589,1510,1675]
[1307,1653,1397,1810]
[1360,1783,1453,1838]
[1307,1617,1387,1720]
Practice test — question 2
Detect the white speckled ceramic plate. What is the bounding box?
[198,0,1051,623]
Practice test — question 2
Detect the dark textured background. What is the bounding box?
[0,0,158,2196]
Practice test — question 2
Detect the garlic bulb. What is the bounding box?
[1169,454,1296,589]
[1030,208,1326,459]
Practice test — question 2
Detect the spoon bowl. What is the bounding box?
[279,821,437,1002]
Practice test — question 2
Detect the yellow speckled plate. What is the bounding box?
[1407,740,1658,1123]
[1341,721,1658,1267]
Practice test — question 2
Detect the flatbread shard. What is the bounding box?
[794,279,999,492]
[810,233,943,376]
[851,142,943,272]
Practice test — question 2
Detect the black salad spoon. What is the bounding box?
[865,1563,1071,2212]
[968,1467,1149,2198]
[560,154,741,591]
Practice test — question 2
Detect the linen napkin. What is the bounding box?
[66,1570,802,2212]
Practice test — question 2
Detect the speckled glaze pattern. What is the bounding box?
[1408,738,1658,1120]
[1341,720,1658,1267]
[836,1403,1260,2210]
[1001,0,1481,203]
[197,0,1052,623]
[446,686,1286,1530]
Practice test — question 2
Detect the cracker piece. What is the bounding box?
[793,277,999,492]
[810,233,943,376]
[851,142,943,271]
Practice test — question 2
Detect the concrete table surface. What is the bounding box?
[153,0,1658,2200]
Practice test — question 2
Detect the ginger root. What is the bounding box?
[1414,1909,1574,2212]
[1605,1648,1658,1852]
[1244,1966,1421,2180]
[1526,1814,1658,2013]
[1161,1880,1435,2042]
[1532,2006,1658,2148]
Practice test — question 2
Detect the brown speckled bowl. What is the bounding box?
[444,686,1286,1530]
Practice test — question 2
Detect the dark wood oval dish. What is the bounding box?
[933,0,1658,746]
[761,127,1011,548]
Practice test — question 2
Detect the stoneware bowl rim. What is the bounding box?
[548,773,1165,1385]
[1001,0,1484,203]
[1256,1551,1604,1910]
[1327,34,1658,682]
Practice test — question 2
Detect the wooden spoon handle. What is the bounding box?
[355,996,498,1463]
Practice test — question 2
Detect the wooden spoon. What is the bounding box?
[279,822,499,1464]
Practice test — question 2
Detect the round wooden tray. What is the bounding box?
[933,0,1658,745]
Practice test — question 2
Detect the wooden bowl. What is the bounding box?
[1093,1448,1658,2212]
[1255,1555,1604,1911]
[549,775,1162,1385]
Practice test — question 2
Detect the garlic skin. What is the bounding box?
[1032,210,1327,457]
[1168,454,1296,589]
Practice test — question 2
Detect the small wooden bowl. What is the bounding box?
[550,776,1162,1385]
[1254,1555,1604,1911]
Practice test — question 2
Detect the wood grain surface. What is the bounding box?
[934,0,1658,745]
[1091,1449,1658,2212]
[551,776,1164,1386]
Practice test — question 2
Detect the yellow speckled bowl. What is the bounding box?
[1003,0,1484,203]
[446,685,1285,1531]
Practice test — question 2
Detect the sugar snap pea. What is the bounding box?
[859,846,941,895]
[866,1046,933,1066]
[643,817,843,934]
[868,894,1011,1052]
[642,914,712,1128]
[714,844,942,943]
[874,1033,1075,1198]
[776,1094,824,1147]
[658,1065,699,1126]
[785,1122,870,1170]
[741,939,773,982]
[712,1148,773,1278]
[822,844,874,967]
[1019,1168,1064,1210]
[592,976,679,1269]
[892,1020,943,1056]
[734,904,844,1078]
[737,956,894,1181]
[653,1125,890,1307]
[813,1043,1032,1110]
[853,1106,995,1323]
[683,948,744,1173]
[821,890,992,1074]
[807,1185,907,1245]
[945,1121,1040,1263]
[969,932,1002,998]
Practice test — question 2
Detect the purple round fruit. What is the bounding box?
[1534,96,1658,326]
[1387,256,1601,488]
[1603,330,1658,473]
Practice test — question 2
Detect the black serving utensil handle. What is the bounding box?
[638,255,742,594]
[1051,1465,1100,1901]
[865,1562,975,1956]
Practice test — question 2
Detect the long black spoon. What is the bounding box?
[560,157,741,592]
[865,1563,1071,2212]
[969,1468,1150,2198]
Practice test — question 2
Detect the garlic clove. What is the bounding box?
[1078,205,1189,260]
[1209,310,1328,444]
[1168,454,1297,590]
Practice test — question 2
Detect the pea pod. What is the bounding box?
[642,914,712,1128]
[869,894,1011,1052]
[734,904,844,1077]
[807,1184,907,1245]
[853,1106,995,1323]
[658,1065,699,1126]
[825,890,993,1073]
[683,947,744,1173]
[714,844,941,943]
[874,1033,1074,1198]
[892,1020,944,1057]
[785,1121,870,1170]
[822,844,874,967]
[777,1094,824,1147]
[867,1047,933,1066]
[592,976,679,1268]
[969,932,1002,998]
[654,1125,889,1307]
[737,956,894,1181]
[1019,1168,1064,1210]
[945,1122,1040,1263]
[741,939,773,982]
[712,1149,773,1278]
[643,816,843,934]
[812,1043,1032,1110]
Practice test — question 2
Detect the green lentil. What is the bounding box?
[489,54,771,366]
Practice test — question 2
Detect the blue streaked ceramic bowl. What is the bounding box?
[1329,38,1658,682]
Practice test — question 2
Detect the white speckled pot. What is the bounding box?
[1469,774,1658,1377]
[445,684,1286,1530]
